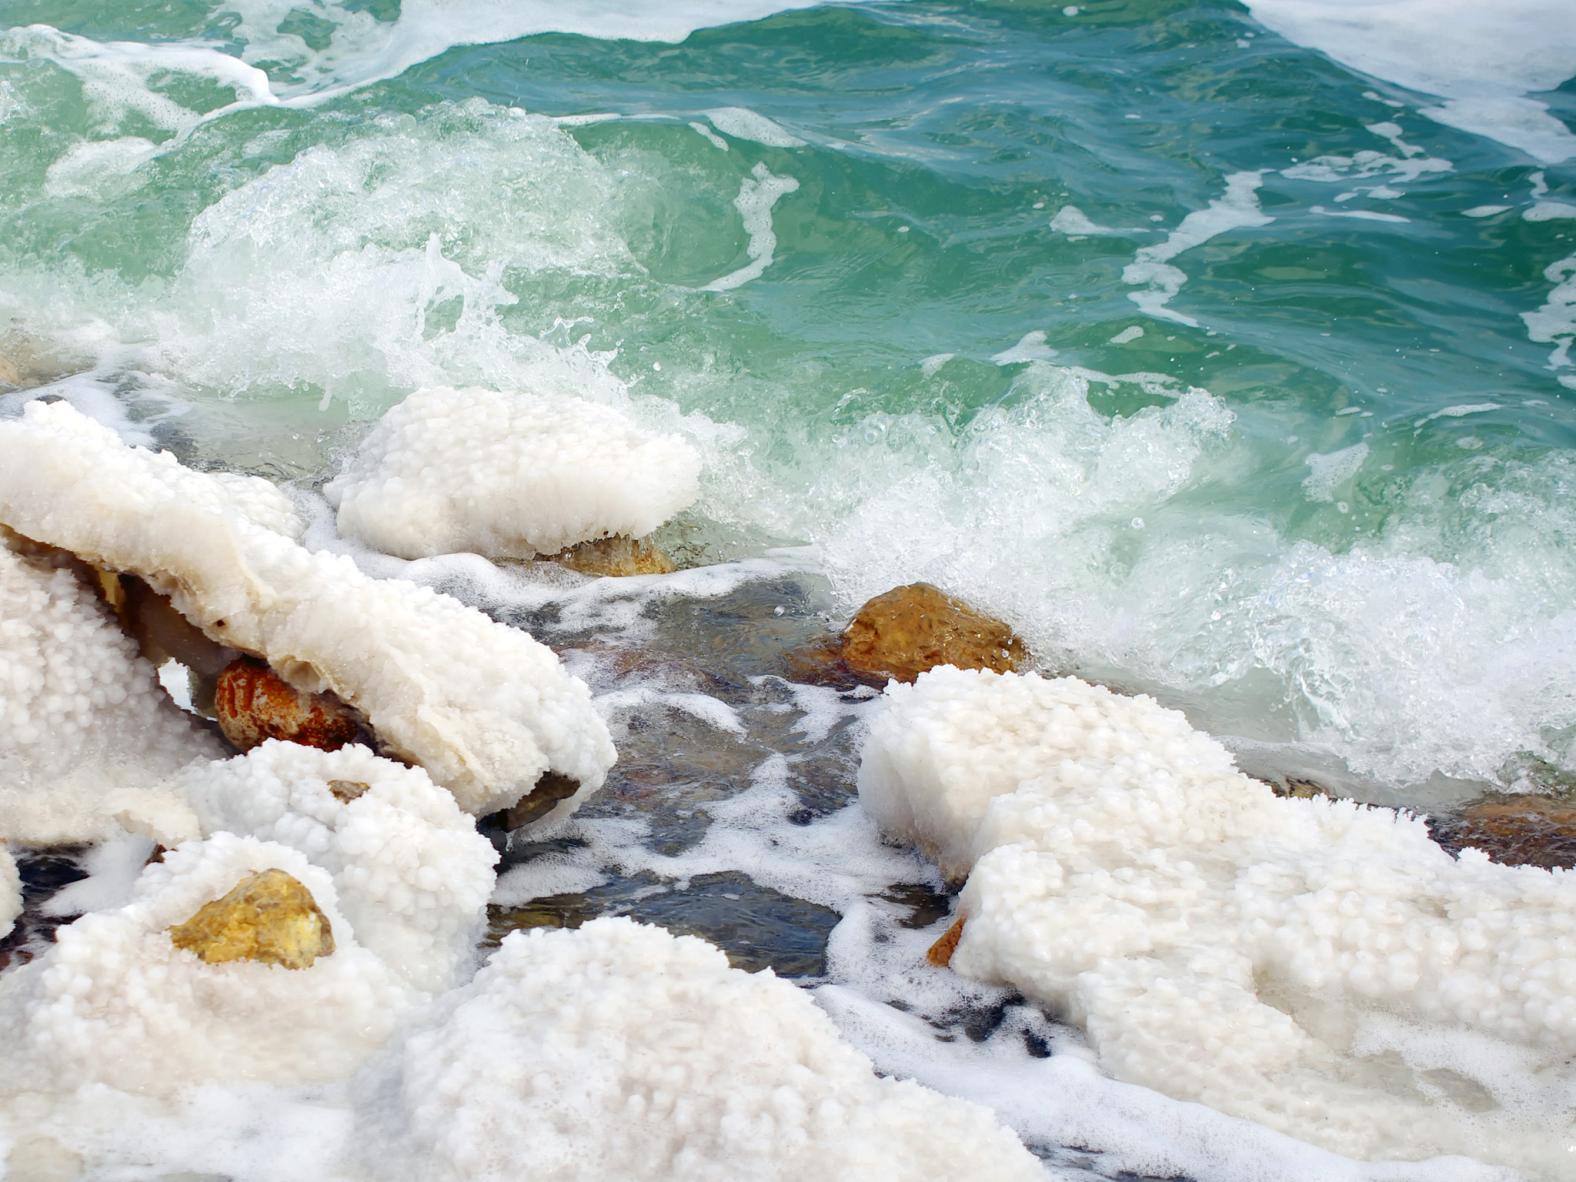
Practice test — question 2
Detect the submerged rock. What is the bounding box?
[1430,793,1576,870]
[168,868,333,970]
[214,658,363,753]
[550,534,676,577]
[797,583,1029,687]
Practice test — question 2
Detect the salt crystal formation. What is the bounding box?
[859,666,1576,1177]
[326,385,701,560]
[0,536,222,844]
[0,847,18,940]
[352,917,1046,1182]
[164,742,499,993]
[0,401,616,819]
[0,833,420,1093]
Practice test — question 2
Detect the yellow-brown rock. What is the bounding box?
[549,535,676,577]
[927,915,966,968]
[214,658,362,752]
[840,583,1028,685]
[168,868,334,969]
[1431,794,1576,871]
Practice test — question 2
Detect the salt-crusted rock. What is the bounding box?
[165,742,498,993]
[352,918,1044,1182]
[1431,793,1576,870]
[0,535,223,844]
[214,658,363,752]
[1,847,19,940]
[0,401,615,820]
[0,833,419,1092]
[168,867,334,970]
[860,666,1576,1177]
[325,385,701,561]
[550,534,676,576]
[834,583,1028,687]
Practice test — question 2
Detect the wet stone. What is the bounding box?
[168,868,334,970]
[793,582,1029,687]
[1429,793,1576,870]
[549,535,676,577]
[213,659,363,753]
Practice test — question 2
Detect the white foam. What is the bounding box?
[1464,205,1511,218]
[1109,325,1144,345]
[753,361,1576,789]
[1244,0,1576,162]
[1123,171,1272,327]
[703,163,800,292]
[1526,201,1576,222]
[706,106,806,147]
[1303,442,1370,502]
[1522,250,1576,389]
[990,330,1059,364]
[1049,204,1126,237]
[1312,206,1411,223]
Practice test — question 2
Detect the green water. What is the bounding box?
[1,0,1573,794]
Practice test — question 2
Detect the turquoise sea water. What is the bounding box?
[1,0,1573,799]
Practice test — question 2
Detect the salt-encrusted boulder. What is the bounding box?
[794,583,1028,688]
[1,847,19,940]
[0,834,419,1092]
[325,386,701,561]
[214,658,363,752]
[1431,793,1576,870]
[550,534,677,576]
[168,867,334,970]
[860,666,1576,1177]
[160,742,498,993]
[0,401,615,821]
[352,918,1044,1182]
[0,535,223,844]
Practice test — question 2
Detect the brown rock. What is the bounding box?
[549,535,676,577]
[1271,777,1332,800]
[168,868,334,969]
[839,583,1028,685]
[1430,794,1576,871]
[499,771,582,829]
[214,658,362,752]
[927,915,966,968]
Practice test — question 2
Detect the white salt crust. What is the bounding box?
[352,917,1046,1182]
[160,742,499,994]
[0,847,18,939]
[859,667,1576,1178]
[0,833,419,1095]
[0,401,616,818]
[325,385,701,560]
[0,537,222,844]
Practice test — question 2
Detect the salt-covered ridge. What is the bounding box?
[860,667,1576,1178]
[0,399,615,820]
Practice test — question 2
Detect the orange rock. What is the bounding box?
[550,535,675,577]
[214,659,362,753]
[840,583,1028,685]
[1431,794,1576,871]
[927,915,966,968]
[168,868,334,970]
